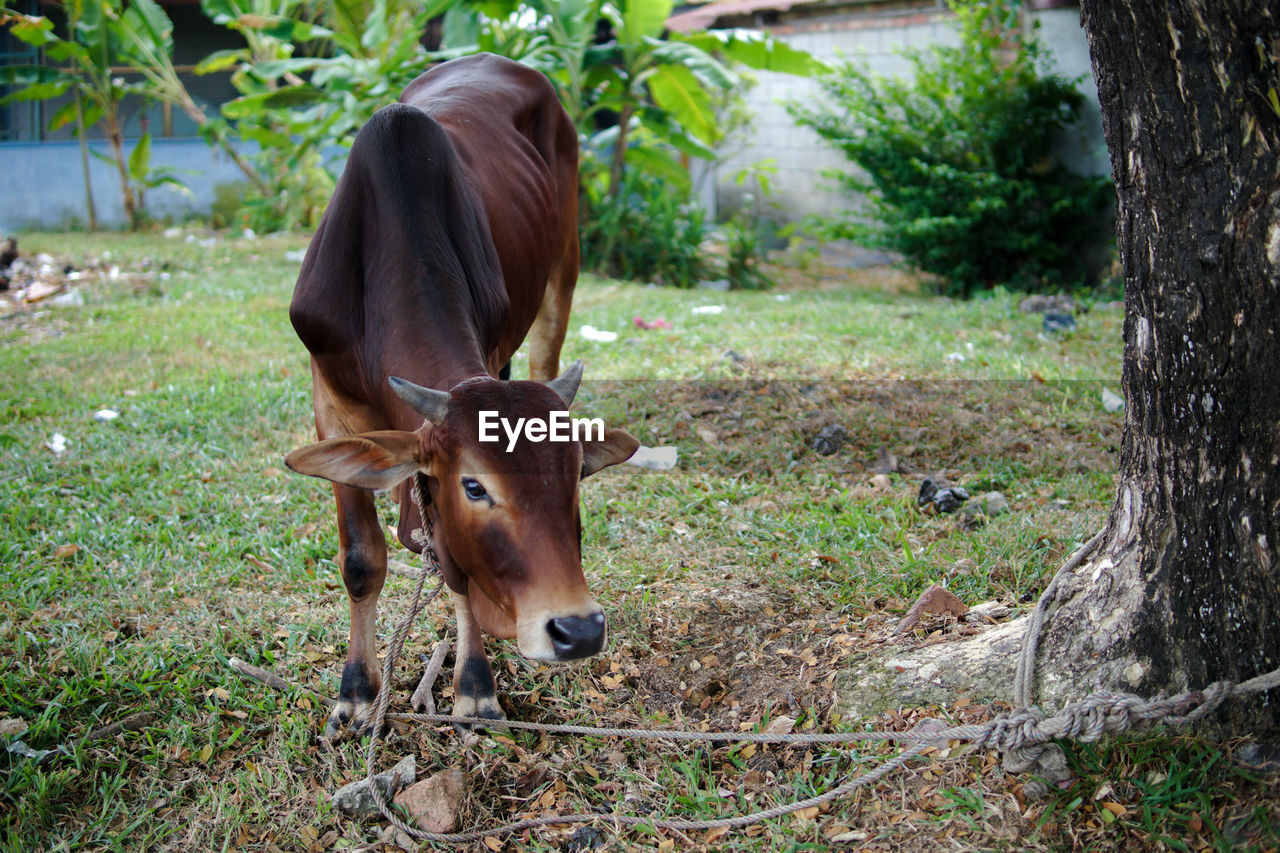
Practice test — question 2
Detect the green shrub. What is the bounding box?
[580,152,712,287]
[719,219,776,290]
[788,0,1113,297]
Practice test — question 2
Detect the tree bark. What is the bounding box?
[1029,0,1280,737]
[105,115,137,231]
[73,89,98,232]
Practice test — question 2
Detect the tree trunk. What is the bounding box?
[105,116,137,230]
[73,89,99,231]
[1030,0,1280,737]
[607,102,634,201]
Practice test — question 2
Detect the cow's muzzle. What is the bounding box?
[545,612,606,660]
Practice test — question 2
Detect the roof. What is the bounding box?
[666,0,823,33]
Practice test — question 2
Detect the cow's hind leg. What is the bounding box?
[527,233,578,382]
[327,483,388,739]
[447,588,507,729]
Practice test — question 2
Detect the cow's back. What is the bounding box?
[290,53,577,431]
[402,54,578,369]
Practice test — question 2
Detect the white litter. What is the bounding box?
[50,290,85,307]
[1102,388,1125,413]
[45,433,68,454]
[692,305,724,315]
[580,325,618,342]
[94,409,120,422]
[626,445,678,471]
[945,352,966,362]
[284,249,307,263]
[163,227,182,238]
[242,228,257,240]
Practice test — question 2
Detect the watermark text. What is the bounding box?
[478,411,604,452]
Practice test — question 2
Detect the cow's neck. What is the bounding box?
[387,309,499,392]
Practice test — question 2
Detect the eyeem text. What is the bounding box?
[478,410,605,452]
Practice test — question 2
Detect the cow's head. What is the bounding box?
[284,361,638,661]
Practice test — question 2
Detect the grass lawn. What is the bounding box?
[0,231,1274,851]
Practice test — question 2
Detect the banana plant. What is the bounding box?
[439,0,824,198]
[0,2,142,226]
[108,0,269,193]
[215,0,457,158]
[91,128,196,219]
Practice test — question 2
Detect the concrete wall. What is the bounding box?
[716,5,1107,223]
[0,137,251,231]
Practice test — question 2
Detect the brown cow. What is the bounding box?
[284,54,638,738]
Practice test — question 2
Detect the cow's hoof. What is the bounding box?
[323,698,377,741]
[450,695,508,734]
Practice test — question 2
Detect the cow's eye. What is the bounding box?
[462,477,488,501]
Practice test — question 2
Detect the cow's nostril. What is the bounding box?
[546,613,605,660]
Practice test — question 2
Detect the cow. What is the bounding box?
[283,53,639,738]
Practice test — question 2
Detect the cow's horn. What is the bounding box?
[545,359,583,406]
[389,376,450,424]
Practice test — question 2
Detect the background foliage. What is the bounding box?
[789,0,1114,296]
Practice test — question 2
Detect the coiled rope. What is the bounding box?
[337,479,1280,845]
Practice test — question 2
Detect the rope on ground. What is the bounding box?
[1013,530,1107,710]
[1007,529,1106,795]
[261,489,1279,845]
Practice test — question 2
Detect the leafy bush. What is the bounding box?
[578,142,780,289]
[789,0,1113,296]
[579,148,712,287]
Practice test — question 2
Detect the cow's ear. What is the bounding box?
[580,428,640,479]
[285,430,426,490]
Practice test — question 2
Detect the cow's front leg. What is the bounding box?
[328,483,387,739]
[448,588,507,728]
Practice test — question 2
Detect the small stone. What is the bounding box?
[964,601,1012,622]
[0,718,28,737]
[1235,743,1280,773]
[868,473,891,491]
[812,424,848,456]
[50,289,84,307]
[393,767,466,833]
[1102,389,1125,413]
[871,446,898,475]
[0,236,17,269]
[1019,294,1075,314]
[722,349,746,364]
[960,491,1008,521]
[979,491,1008,515]
[332,754,416,819]
[932,488,965,513]
[565,826,608,852]
[1042,312,1076,334]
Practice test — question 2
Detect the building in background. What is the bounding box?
[0,0,246,230]
[669,0,1106,224]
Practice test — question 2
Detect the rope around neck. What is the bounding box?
[352,502,1280,845]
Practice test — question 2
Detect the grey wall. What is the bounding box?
[716,6,1106,223]
[0,137,251,231]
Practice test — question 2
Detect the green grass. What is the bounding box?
[0,231,1273,851]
